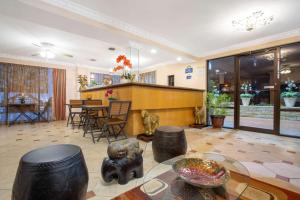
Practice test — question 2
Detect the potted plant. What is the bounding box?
[281,80,299,108]
[206,91,231,128]
[105,89,117,101]
[240,83,253,106]
[113,55,135,83]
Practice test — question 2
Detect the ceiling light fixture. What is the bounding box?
[90,58,96,62]
[177,57,182,61]
[40,50,55,59]
[108,47,116,51]
[150,49,157,54]
[232,11,274,31]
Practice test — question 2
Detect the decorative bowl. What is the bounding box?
[172,158,230,188]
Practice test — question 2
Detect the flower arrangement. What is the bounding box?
[240,83,253,98]
[113,55,135,81]
[104,89,117,100]
[77,75,88,90]
[281,80,299,98]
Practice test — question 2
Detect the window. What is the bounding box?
[90,72,120,85]
[168,75,175,86]
[140,71,156,84]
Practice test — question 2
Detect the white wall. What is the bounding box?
[141,61,206,90]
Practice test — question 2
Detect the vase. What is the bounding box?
[241,97,251,106]
[210,115,225,128]
[284,97,297,108]
[120,79,130,84]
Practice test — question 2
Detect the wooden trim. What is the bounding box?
[80,82,205,92]
[274,48,281,135]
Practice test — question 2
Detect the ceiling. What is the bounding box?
[0,0,300,70]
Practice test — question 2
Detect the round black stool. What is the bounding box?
[12,144,89,200]
[152,126,187,162]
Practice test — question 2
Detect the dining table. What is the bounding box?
[7,103,37,126]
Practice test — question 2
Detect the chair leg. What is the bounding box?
[66,112,71,126]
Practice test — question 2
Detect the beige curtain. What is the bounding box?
[53,68,66,120]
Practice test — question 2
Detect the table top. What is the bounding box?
[142,152,250,200]
[8,103,36,106]
[81,105,108,110]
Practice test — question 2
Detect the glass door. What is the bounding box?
[279,43,300,137]
[238,51,276,133]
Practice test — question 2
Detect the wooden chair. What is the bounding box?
[34,97,52,122]
[97,100,131,143]
[81,99,105,143]
[66,100,83,128]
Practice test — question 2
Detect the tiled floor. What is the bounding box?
[0,121,300,199]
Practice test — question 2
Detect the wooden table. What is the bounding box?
[7,103,37,126]
[112,170,300,200]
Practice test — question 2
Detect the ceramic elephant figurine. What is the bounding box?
[101,153,143,185]
[101,138,144,185]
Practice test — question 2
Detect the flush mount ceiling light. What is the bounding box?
[40,50,55,59]
[150,49,157,54]
[232,11,274,31]
[280,65,292,74]
[176,57,182,61]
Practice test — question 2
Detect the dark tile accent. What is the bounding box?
[17,133,23,136]
[236,137,242,140]
[237,150,246,153]
[74,131,79,133]
[47,130,51,132]
[227,142,233,145]
[64,135,70,137]
[16,139,22,141]
[276,174,290,182]
[287,150,296,154]
[219,137,224,140]
[248,143,254,146]
[51,140,58,142]
[253,160,263,164]
[206,142,212,145]
[269,143,276,146]
[213,149,221,153]
[189,149,197,153]
[282,160,293,165]
[86,191,96,199]
[18,130,23,132]
[34,139,40,142]
[48,135,54,136]
[262,150,270,153]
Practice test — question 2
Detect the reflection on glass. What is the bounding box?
[207,57,235,128]
[239,53,274,130]
[280,43,300,136]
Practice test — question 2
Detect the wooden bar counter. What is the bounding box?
[80,83,204,136]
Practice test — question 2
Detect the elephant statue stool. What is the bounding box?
[101,138,143,185]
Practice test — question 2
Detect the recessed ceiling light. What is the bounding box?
[150,49,157,54]
[90,58,96,62]
[177,57,182,61]
[215,69,220,73]
[108,47,116,51]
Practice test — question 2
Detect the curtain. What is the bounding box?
[53,68,66,120]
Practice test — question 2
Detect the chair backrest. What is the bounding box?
[69,99,83,108]
[83,99,102,106]
[108,100,131,121]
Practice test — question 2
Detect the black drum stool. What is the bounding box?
[152,126,187,162]
[12,144,89,200]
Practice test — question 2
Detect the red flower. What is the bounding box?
[105,92,108,97]
[116,55,126,63]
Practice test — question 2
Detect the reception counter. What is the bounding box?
[80,83,204,136]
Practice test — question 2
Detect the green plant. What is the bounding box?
[281,91,299,98]
[206,92,231,116]
[281,80,299,98]
[90,80,98,86]
[121,72,136,81]
[240,93,253,98]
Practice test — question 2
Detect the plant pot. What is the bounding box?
[210,115,225,128]
[284,97,297,108]
[120,78,130,84]
[241,97,251,106]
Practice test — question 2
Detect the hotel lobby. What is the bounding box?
[0,1,300,200]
